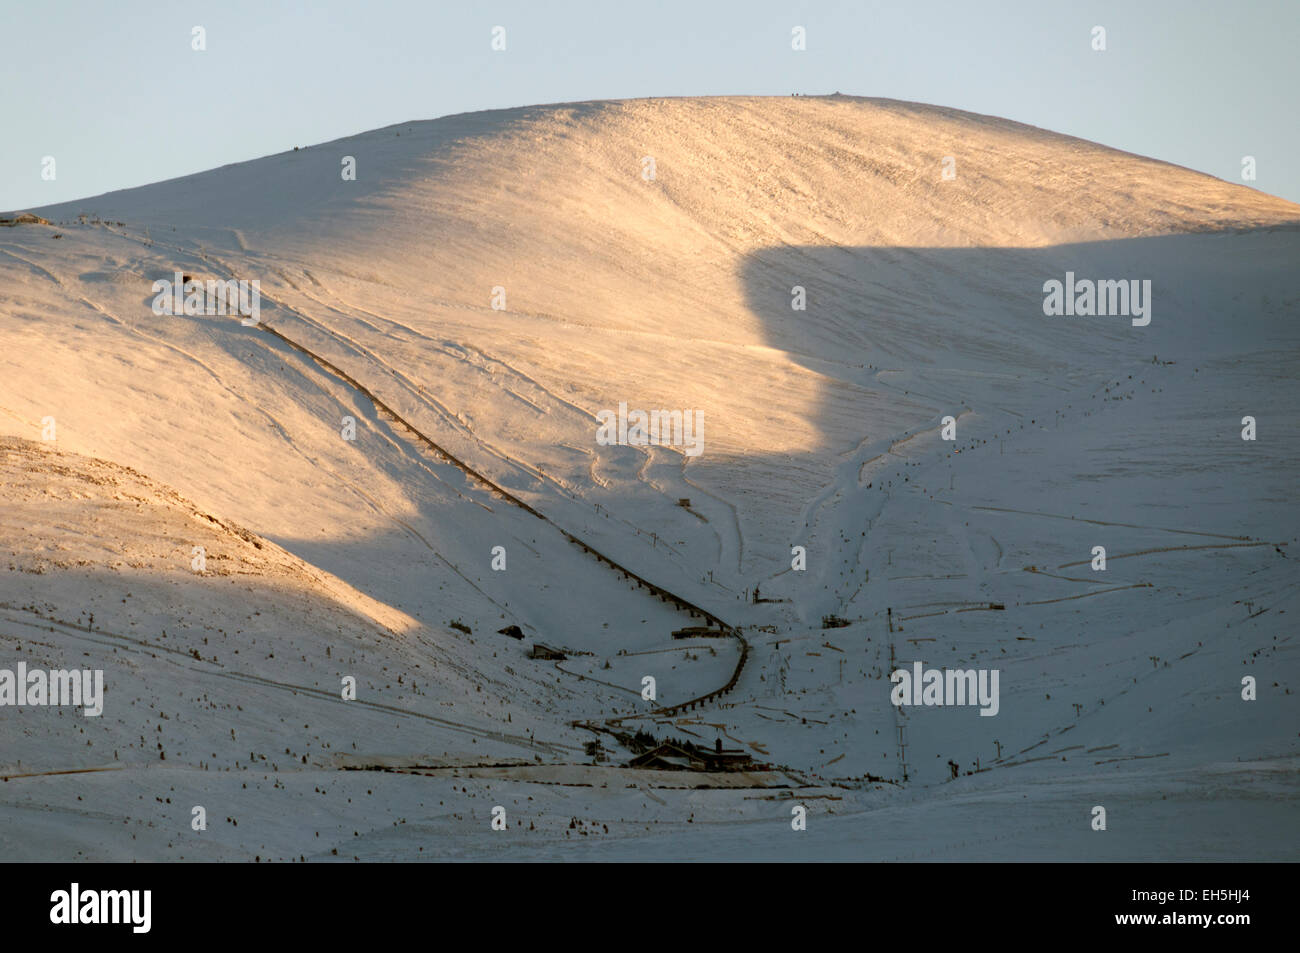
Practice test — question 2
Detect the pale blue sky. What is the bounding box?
[2,0,1297,210]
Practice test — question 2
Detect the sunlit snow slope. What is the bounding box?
[1,96,1297,860]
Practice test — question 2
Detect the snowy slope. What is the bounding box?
[1,95,1297,860]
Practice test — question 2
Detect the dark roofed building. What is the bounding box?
[628,738,755,772]
[628,743,698,771]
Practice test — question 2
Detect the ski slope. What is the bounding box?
[1,95,1297,860]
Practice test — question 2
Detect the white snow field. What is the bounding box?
[1,95,1297,861]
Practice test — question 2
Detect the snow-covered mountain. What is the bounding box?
[2,95,1297,860]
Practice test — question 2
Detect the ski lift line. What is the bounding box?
[1020,582,1153,606]
[971,505,1252,541]
[1056,540,1283,568]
